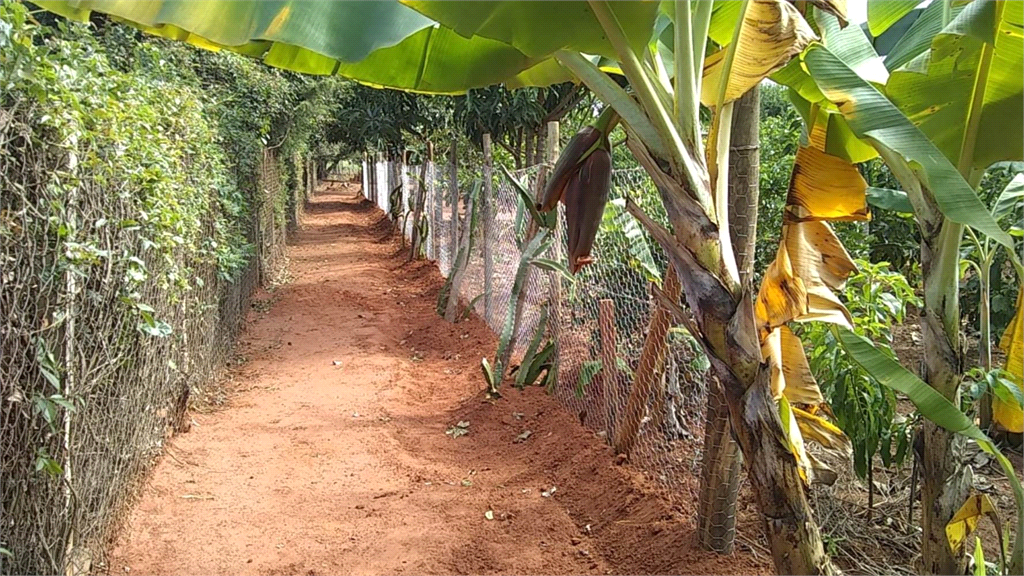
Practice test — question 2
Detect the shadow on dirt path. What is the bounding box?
[109,182,768,576]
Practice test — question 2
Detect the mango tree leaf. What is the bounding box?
[802,43,1014,251]
[866,186,914,213]
[989,373,1023,409]
[886,1,1023,172]
[867,0,921,37]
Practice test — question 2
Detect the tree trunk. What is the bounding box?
[721,361,836,575]
[445,185,477,323]
[430,156,442,261]
[534,129,546,169]
[920,221,969,575]
[727,87,761,284]
[697,84,760,554]
[524,129,535,168]
[515,127,524,169]
[621,108,834,573]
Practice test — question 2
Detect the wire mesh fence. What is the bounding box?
[1,104,295,574]
[362,154,726,522]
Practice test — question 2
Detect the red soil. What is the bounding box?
[107,182,768,575]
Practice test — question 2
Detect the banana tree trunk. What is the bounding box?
[622,126,835,574]
[920,220,970,575]
[697,84,760,554]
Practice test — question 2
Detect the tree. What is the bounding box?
[455,83,586,168]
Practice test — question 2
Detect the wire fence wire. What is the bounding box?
[1,105,301,574]
[363,156,726,520]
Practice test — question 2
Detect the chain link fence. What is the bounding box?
[363,154,724,520]
[1,105,299,574]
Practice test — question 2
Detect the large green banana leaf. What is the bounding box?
[802,43,1015,251]
[838,327,1023,575]
[883,0,966,72]
[866,0,919,37]
[885,0,1023,172]
[771,12,883,163]
[400,1,660,59]
[34,0,578,93]
[37,0,433,61]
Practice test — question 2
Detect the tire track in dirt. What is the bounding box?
[108,182,767,575]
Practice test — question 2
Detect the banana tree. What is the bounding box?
[409,1,859,573]
[783,0,1024,572]
[961,174,1023,431]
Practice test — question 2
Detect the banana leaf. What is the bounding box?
[866,0,920,38]
[802,43,1014,251]
[885,1,1023,172]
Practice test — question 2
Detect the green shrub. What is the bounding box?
[800,260,922,478]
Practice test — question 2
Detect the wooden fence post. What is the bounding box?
[482,133,495,326]
[612,264,681,456]
[598,299,618,442]
[368,153,376,203]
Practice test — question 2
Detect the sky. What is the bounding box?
[846,0,934,27]
[848,0,868,24]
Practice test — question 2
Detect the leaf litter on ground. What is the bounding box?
[445,420,470,438]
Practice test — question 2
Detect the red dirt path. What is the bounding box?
[108,182,767,575]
